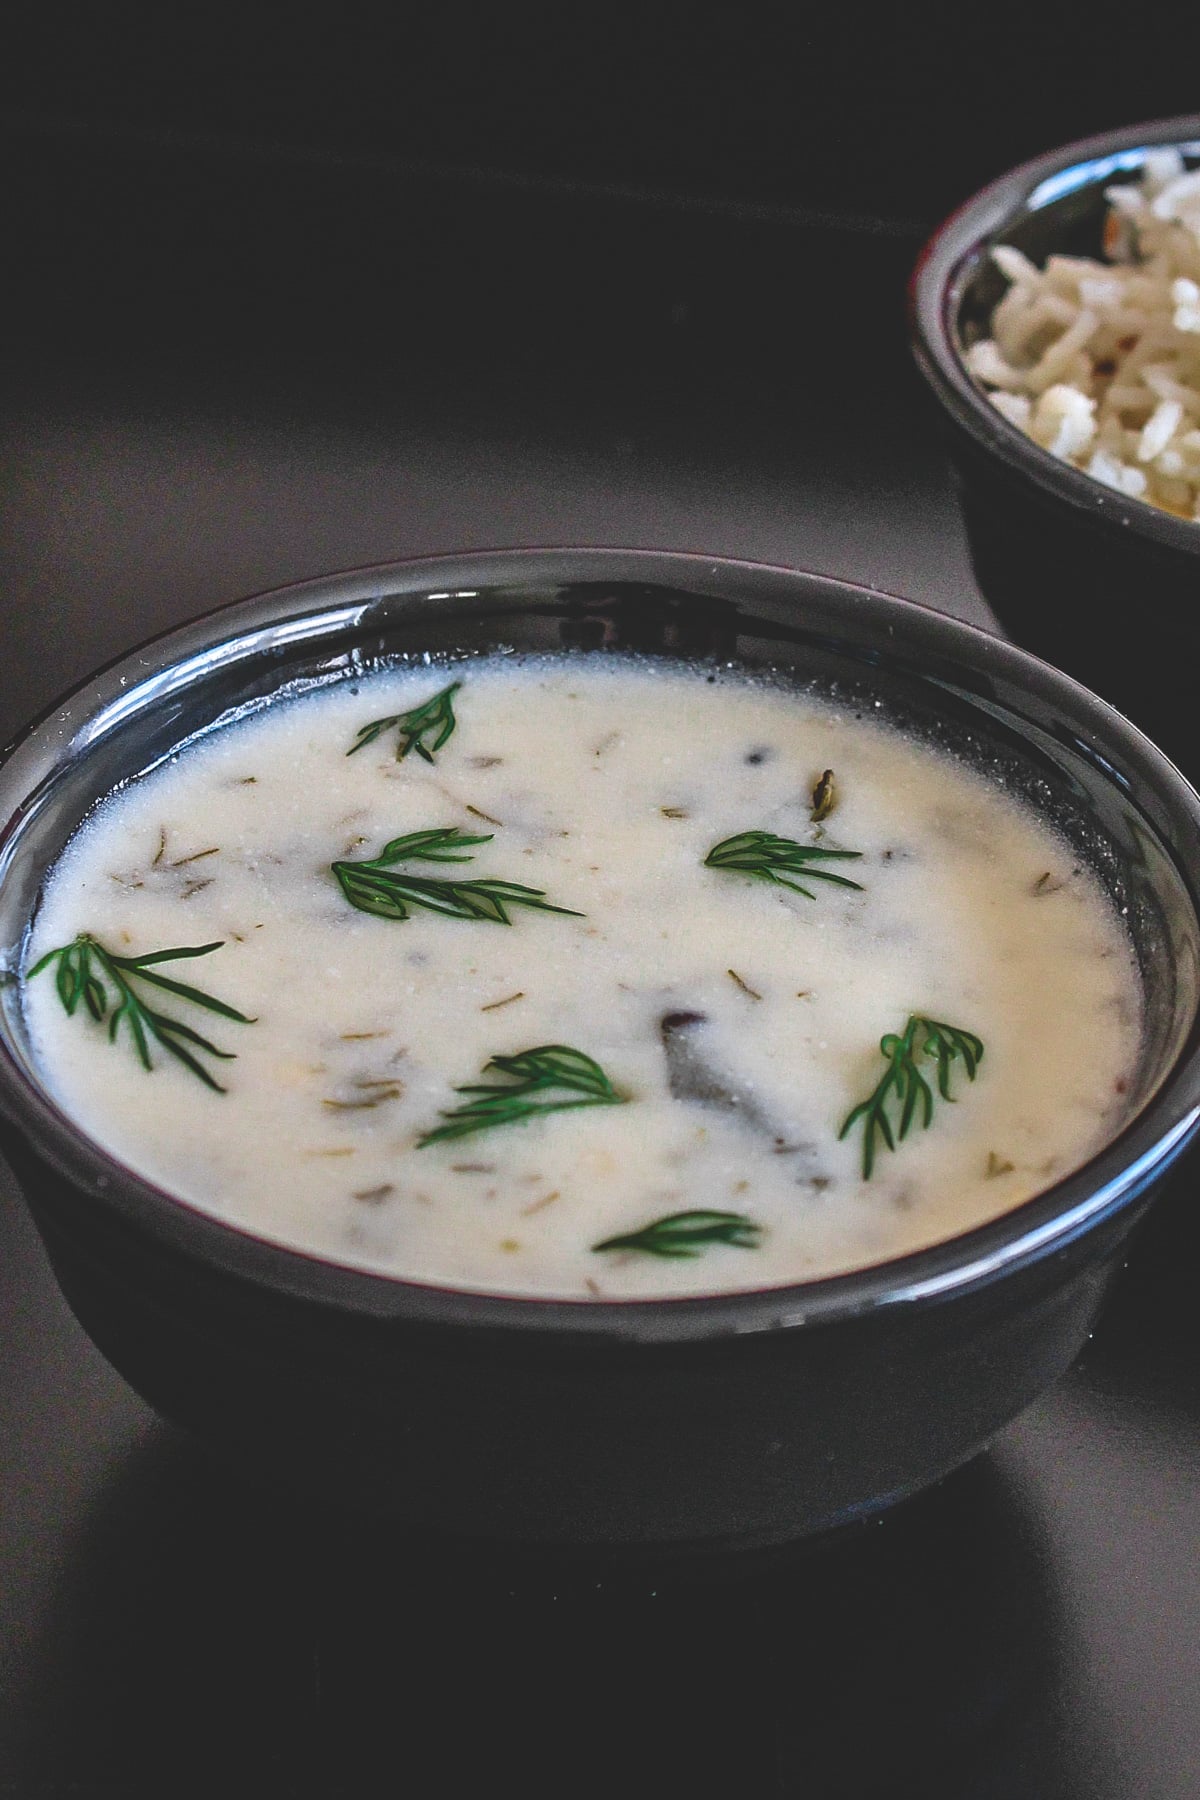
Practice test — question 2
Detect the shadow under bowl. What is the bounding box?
[910,114,1200,778]
[1,548,1199,1555]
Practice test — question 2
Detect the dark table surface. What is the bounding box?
[3,120,1199,1800]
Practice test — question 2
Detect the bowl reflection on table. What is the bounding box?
[910,114,1200,776]
[1,547,1199,1555]
[14,1423,1060,1795]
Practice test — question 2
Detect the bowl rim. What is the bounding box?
[910,112,1200,554]
[3,543,1200,1344]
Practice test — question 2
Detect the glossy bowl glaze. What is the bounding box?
[910,115,1200,777]
[2,548,1200,1556]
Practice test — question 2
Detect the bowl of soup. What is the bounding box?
[1,547,1198,1554]
[910,113,1200,776]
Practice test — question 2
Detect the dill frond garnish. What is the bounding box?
[704,830,863,899]
[418,1044,626,1145]
[839,1015,984,1179]
[27,934,253,1092]
[332,827,583,925]
[593,1209,762,1258]
[347,679,462,763]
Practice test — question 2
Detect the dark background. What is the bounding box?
[7,8,1200,227]
[4,12,1200,1798]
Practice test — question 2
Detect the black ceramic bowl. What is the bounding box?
[2,548,1200,1557]
[910,115,1200,776]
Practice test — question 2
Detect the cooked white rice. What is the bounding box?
[965,148,1200,522]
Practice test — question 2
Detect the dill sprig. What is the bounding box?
[593,1209,762,1259]
[332,827,583,925]
[418,1044,626,1145]
[26,934,253,1092]
[839,1014,984,1179]
[348,679,462,762]
[705,830,863,898]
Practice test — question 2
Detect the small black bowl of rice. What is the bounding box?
[910,114,1200,778]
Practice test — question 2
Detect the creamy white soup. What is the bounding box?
[22,657,1141,1298]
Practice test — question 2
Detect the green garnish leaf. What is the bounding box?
[418,1043,626,1145]
[705,830,863,899]
[348,680,462,763]
[593,1209,762,1259]
[839,1014,984,1179]
[332,827,583,925]
[26,934,254,1092]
